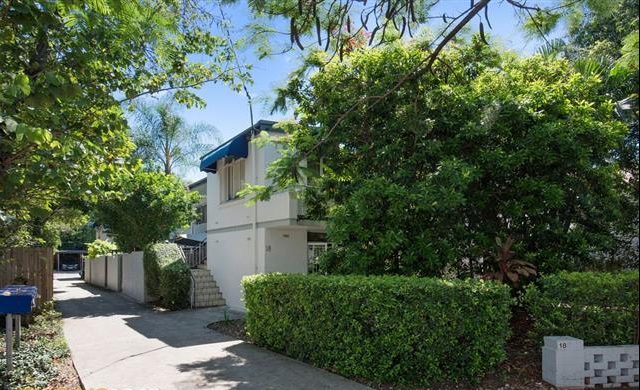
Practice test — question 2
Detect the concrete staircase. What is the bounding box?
[190,268,225,308]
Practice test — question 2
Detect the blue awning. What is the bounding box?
[199,133,249,173]
[199,120,278,173]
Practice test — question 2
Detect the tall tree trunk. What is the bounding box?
[164,145,172,174]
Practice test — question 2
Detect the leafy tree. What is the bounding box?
[92,171,199,252]
[38,209,90,249]
[246,40,630,276]
[530,0,639,265]
[60,224,96,251]
[0,206,90,249]
[0,0,247,248]
[131,97,222,175]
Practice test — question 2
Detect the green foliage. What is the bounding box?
[131,95,222,175]
[562,0,639,267]
[522,271,640,345]
[0,302,69,388]
[143,243,183,298]
[60,224,96,251]
[521,0,627,39]
[93,171,198,252]
[0,0,247,249]
[242,273,512,385]
[87,239,118,259]
[254,40,630,276]
[527,0,639,253]
[39,209,91,249]
[4,208,91,250]
[158,260,191,310]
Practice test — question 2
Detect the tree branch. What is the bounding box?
[300,0,491,159]
[117,66,242,103]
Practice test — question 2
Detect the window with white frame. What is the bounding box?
[221,158,245,202]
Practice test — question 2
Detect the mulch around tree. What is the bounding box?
[208,310,553,390]
[208,317,248,341]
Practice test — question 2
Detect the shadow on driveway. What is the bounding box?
[55,273,235,349]
[54,272,371,390]
[175,337,370,390]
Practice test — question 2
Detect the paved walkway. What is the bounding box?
[54,273,370,390]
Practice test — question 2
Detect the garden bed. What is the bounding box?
[0,302,81,389]
[208,309,555,390]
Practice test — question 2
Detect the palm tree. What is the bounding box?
[131,97,222,175]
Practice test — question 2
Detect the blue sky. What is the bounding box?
[175,0,562,181]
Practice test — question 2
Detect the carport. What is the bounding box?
[55,249,86,272]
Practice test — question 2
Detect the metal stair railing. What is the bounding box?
[180,239,207,269]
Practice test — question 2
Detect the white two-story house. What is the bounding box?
[199,120,328,310]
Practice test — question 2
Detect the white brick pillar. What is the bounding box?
[543,336,585,388]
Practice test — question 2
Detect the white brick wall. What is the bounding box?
[583,345,640,388]
[543,336,639,388]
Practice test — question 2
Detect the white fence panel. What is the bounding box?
[121,251,146,303]
[106,255,120,291]
[83,259,92,283]
[89,256,107,287]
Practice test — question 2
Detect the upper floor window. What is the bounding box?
[221,158,245,202]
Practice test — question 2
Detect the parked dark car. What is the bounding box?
[61,263,79,271]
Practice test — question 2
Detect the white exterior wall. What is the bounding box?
[265,229,308,274]
[207,226,308,311]
[106,255,120,291]
[207,229,261,311]
[206,131,319,311]
[121,251,146,303]
[206,139,300,231]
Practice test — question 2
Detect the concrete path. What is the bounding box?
[54,273,370,390]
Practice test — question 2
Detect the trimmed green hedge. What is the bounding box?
[522,271,639,345]
[159,260,191,310]
[143,243,190,309]
[242,274,512,385]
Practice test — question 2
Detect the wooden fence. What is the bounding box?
[1,247,54,306]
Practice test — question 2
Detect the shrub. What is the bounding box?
[143,243,184,300]
[86,239,117,259]
[522,271,639,345]
[242,273,512,385]
[158,260,191,310]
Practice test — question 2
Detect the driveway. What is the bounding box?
[54,273,371,390]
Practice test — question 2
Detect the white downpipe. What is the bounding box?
[252,136,259,274]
